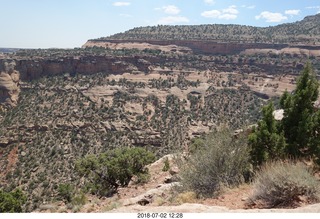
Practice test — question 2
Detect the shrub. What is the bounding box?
[57,183,74,203]
[248,161,320,208]
[179,128,251,198]
[0,189,27,213]
[188,137,205,154]
[71,192,87,206]
[162,157,170,172]
[75,147,155,196]
[174,192,197,204]
[134,172,151,185]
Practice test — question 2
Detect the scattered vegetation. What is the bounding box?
[179,128,251,198]
[248,161,320,208]
[75,147,155,196]
[249,63,320,166]
[100,14,320,44]
[1,17,320,211]
[0,189,27,213]
[244,62,320,209]
[0,64,264,211]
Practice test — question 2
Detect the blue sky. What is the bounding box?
[1,0,320,49]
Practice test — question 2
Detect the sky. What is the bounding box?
[1,0,320,49]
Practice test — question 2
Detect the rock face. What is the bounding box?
[0,46,314,107]
[84,39,320,56]
[1,35,319,107]
[0,55,154,106]
[0,60,20,106]
[14,56,151,81]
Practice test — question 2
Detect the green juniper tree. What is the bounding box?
[249,62,320,166]
[248,102,286,166]
[280,62,320,161]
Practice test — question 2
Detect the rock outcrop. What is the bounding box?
[14,56,151,81]
[0,60,20,106]
[0,55,155,106]
[84,39,320,56]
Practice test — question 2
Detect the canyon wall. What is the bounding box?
[0,55,153,106]
[14,55,152,81]
[84,39,320,56]
[1,38,319,107]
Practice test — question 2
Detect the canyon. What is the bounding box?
[0,14,320,212]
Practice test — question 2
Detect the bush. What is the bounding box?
[248,161,320,208]
[58,183,74,203]
[75,147,155,196]
[188,137,205,154]
[71,193,87,206]
[0,189,27,213]
[174,192,197,204]
[134,172,151,185]
[162,157,170,172]
[179,128,251,198]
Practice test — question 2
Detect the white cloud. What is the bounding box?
[201,10,221,18]
[243,5,256,9]
[113,2,131,7]
[285,10,300,15]
[158,5,181,15]
[255,11,288,22]
[204,0,215,5]
[201,5,238,20]
[219,14,237,20]
[222,5,238,15]
[157,16,189,25]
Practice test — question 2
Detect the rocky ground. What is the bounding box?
[35,154,320,213]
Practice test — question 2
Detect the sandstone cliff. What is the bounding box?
[0,60,20,106]
[0,46,316,107]
[0,55,153,106]
[84,39,320,57]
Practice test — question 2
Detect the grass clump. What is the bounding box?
[248,161,320,208]
[179,128,251,198]
[174,192,197,204]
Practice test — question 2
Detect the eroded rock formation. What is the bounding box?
[84,39,320,56]
[0,60,20,106]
